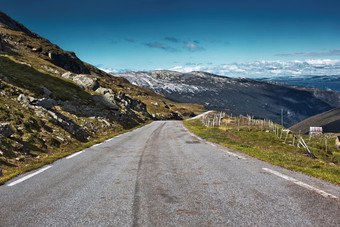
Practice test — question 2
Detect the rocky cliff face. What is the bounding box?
[118,70,340,127]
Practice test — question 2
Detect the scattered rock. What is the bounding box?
[41,65,61,75]
[73,74,99,90]
[36,98,57,109]
[16,157,25,162]
[56,136,64,142]
[28,96,37,103]
[32,47,42,52]
[47,110,58,121]
[61,71,74,80]
[95,87,114,95]
[93,94,119,110]
[17,94,29,104]
[0,122,14,137]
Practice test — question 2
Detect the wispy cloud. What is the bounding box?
[164,37,180,43]
[204,38,217,43]
[124,38,136,43]
[184,42,205,52]
[276,49,340,57]
[145,42,178,52]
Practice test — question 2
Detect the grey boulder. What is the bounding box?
[37,98,57,109]
[0,122,14,137]
[73,74,99,91]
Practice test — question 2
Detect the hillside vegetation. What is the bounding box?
[0,11,205,183]
[184,112,340,184]
[290,106,340,134]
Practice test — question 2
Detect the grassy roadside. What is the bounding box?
[0,121,151,185]
[184,119,340,185]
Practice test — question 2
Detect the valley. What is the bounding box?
[117,70,340,127]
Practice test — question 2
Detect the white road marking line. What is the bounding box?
[7,165,53,187]
[220,149,246,159]
[185,110,214,120]
[66,150,85,159]
[262,168,337,199]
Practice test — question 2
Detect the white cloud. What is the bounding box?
[184,42,205,52]
[169,59,340,78]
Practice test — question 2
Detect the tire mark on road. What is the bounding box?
[132,122,166,227]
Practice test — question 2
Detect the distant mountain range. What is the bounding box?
[115,70,340,127]
[257,75,340,92]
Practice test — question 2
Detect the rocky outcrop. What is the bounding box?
[36,98,57,109]
[73,74,99,90]
[95,87,113,95]
[93,94,119,110]
[61,71,74,80]
[62,72,99,91]
[116,93,151,117]
[0,122,14,137]
[47,51,90,74]
[47,110,89,142]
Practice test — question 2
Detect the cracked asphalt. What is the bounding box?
[0,121,339,226]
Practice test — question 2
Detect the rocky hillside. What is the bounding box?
[118,70,340,127]
[290,107,340,134]
[0,11,204,180]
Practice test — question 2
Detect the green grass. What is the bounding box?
[184,119,340,185]
[0,55,93,103]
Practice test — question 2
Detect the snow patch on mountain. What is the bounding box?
[118,71,207,94]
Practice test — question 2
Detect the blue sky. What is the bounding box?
[2,0,340,74]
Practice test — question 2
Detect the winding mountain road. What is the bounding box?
[1,121,339,226]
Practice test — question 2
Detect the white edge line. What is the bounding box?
[262,168,337,199]
[66,150,85,159]
[222,150,246,159]
[185,110,214,121]
[7,165,53,186]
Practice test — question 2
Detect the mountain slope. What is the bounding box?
[290,107,340,134]
[117,70,340,126]
[0,11,204,181]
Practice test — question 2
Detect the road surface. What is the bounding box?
[1,121,339,226]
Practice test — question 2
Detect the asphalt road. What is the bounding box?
[1,121,339,226]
